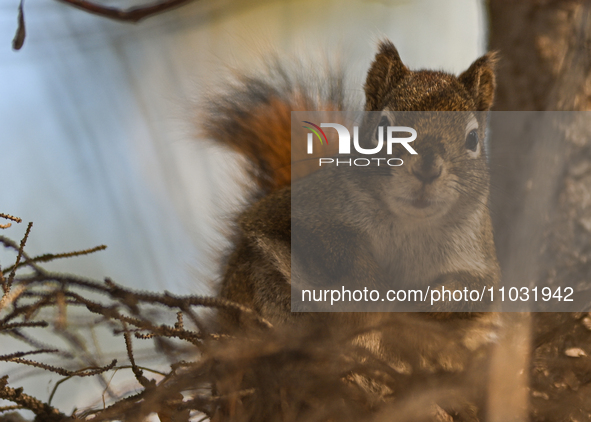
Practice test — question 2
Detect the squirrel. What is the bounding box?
[197,40,504,420]
[201,39,500,330]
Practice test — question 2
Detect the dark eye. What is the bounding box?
[375,115,390,140]
[465,129,478,151]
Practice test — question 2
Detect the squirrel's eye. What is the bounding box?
[375,115,390,140]
[465,129,478,151]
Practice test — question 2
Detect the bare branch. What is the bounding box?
[0,349,58,361]
[2,244,107,274]
[0,376,68,421]
[6,222,32,292]
[5,358,117,377]
[55,0,196,23]
[0,214,22,224]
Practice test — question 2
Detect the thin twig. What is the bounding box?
[47,364,166,406]
[0,377,66,420]
[0,321,48,330]
[2,245,107,274]
[55,0,196,23]
[122,321,151,389]
[0,284,26,313]
[0,213,22,224]
[0,235,47,274]
[0,349,58,361]
[6,222,32,291]
[0,264,5,294]
[5,358,117,377]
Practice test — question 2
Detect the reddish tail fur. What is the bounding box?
[200,61,353,194]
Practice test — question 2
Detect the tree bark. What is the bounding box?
[488,1,591,420]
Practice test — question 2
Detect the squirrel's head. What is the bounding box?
[360,40,497,221]
[364,39,497,112]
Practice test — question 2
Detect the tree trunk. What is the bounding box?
[488,1,591,420]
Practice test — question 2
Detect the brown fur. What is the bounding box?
[205,40,499,327]
[200,61,347,195]
[202,46,502,402]
[198,40,506,419]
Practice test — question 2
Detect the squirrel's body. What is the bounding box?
[202,41,500,332]
[291,167,498,295]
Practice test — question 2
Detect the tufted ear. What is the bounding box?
[458,52,498,111]
[364,40,409,110]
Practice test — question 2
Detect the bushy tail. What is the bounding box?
[200,59,353,195]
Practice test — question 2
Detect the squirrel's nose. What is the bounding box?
[411,164,442,184]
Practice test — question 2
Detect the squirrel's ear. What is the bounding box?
[459,52,498,111]
[364,40,409,110]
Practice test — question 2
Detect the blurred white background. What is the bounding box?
[0,0,486,416]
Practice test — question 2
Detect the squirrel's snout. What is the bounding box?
[411,162,443,185]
